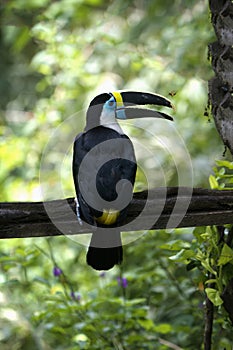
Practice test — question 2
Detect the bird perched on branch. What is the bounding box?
[73,91,173,270]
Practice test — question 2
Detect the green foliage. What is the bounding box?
[210,160,233,190]
[0,232,206,350]
[1,0,233,349]
[165,163,233,347]
[163,224,233,347]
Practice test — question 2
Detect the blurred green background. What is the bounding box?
[1,1,232,349]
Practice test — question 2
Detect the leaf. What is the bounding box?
[138,319,155,331]
[218,244,233,266]
[154,323,172,334]
[215,160,233,169]
[160,240,190,251]
[205,279,217,285]
[218,167,225,176]
[169,249,195,262]
[201,260,217,275]
[125,298,146,306]
[209,174,218,189]
[205,288,223,306]
[73,333,89,343]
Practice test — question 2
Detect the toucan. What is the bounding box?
[72,91,173,270]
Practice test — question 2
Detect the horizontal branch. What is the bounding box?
[0,187,233,239]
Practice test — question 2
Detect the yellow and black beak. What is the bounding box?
[110,91,174,121]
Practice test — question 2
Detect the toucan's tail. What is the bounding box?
[86,228,123,271]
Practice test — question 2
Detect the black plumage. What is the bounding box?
[73,126,136,270]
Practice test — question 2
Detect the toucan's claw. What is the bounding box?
[74,197,83,226]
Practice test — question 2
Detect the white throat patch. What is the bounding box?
[99,109,124,134]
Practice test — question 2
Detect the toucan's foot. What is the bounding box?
[74,197,83,226]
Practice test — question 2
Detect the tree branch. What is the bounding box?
[0,187,233,238]
[204,293,214,350]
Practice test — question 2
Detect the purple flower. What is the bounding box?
[53,266,62,277]
[117,277,128,288]
[70,291,81,301]
[122,277,128,288]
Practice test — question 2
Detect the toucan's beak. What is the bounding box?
[120,107,173,121]
[117,91,173,108]
[110,91,174,121]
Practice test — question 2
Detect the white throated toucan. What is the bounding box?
[72,91,173,270]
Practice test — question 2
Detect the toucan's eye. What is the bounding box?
[104,97,116,110]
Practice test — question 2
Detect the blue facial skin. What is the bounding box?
[103,96,127,120]
[116,108,127,120]
[104,97,116,110]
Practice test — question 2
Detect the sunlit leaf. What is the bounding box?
[215,160,233,170]
[218,244,233,266]
[205,288,223,306]
[169,249,195,262]
[154,323,172,334]
[209,174,219,189]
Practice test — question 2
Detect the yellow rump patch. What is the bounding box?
[112,91,124,109]
[95,209,120,226]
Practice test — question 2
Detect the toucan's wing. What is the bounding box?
[73,132,96,224]
[72,127,137,222]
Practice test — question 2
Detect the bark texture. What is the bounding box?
[1,187,233,238]
[209,0,233,155]
[208,0,233,342]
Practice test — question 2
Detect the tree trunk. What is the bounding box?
[208,0,233,338]
[209,0,233,156]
